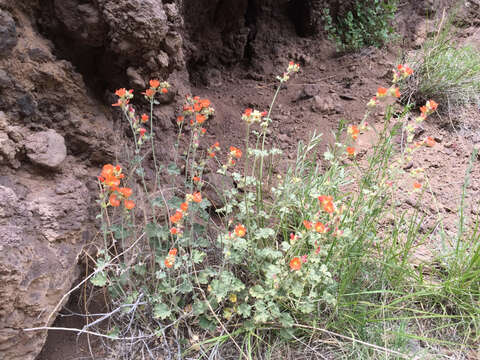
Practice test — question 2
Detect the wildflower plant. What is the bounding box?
[86,59,479,359]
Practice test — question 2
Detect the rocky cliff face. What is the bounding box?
[0,0,188,358]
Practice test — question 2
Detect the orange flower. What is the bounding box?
[101,164,115,178]
[192,192,202,203]
[109,194,121,207]
[346,147,356,156]
[229,146,242,159]
[303,220,312,230]
[149,79,160,89]
[183,105,193,113]
[170,210,183,224]
[193,103,202,112]
[234,224,246,237]
[180,202,189,212]
[165,248,177,268]
[213,142,220,149]
[124,199,135,210]
[318,195,334,213]
[427,100,438,111]
[424,136,436,147]
[314,222,328,234]
[139,128,147,137]
[200,99,211,108]
[196,114,206,124]
[201,128,206,134]
[165,258,174,268]
[119,187,133,198]
[376,87,388,97]
[208,152,215,158]
[347,125,360,140]
[193,176,200,182]
[420,105,427,114]
[413,182,422,190]
[104,175,120,188]
[170,227,179,235]
[289,257,302,271]
[392,87,401,98]
[161,87,168,94]
[141,114,149,123]
[143,88,155,98]
[115,88,127,97]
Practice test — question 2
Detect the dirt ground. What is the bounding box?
[37,2,480,359]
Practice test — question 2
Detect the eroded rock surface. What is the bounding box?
[0,177,88,360]
[25,129,66,170]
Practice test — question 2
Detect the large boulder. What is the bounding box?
[0,176,89,360]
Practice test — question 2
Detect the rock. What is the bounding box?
[25,130,67,170]
[126,66,146,89]
[203,173,234,209]
[17,94,37,118]
[157,50,169,68]
[0,69,12,88]
[0,178,88,360]
[0,10,17,57]
[53,0,106,47]
[164,32,183,55]
[0,132,20,168]
[299,84,321,100]
[312,95,335,114]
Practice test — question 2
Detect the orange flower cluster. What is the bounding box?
[417,100,438,122]
[393,64,413,83]
[318,195,334,214]
[165,248,178,268]
[223,145,243,168]
[98,164,135,210]
[278,61,301,82]
[347,125,360,140]
[142,79,170,100]
[112,88,133,108]
[368,64,413,107]
[179,96,215,150]
[169,193,202,236]
[208,141,220,158]
[242,108,268,125]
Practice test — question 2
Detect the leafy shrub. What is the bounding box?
[78,62,480,359]
[323,0,398,52]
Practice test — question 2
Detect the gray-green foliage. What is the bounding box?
[402,18,480,110]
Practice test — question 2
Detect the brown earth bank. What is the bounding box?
[0,0,479,359]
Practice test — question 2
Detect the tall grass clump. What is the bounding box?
[26,61,479,359]
[401,13,480,112]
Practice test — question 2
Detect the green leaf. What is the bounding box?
[279,313,294,328]
[198,316,216,331]
[167,162,181,175]
[90,272,108,287]
[237,303,252,318]
[193,300,208,316]
[167,196,183,210]
[153,303,171,320]
[191,250,206,264]
[178,275,193,294]
[249,285,265,299]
